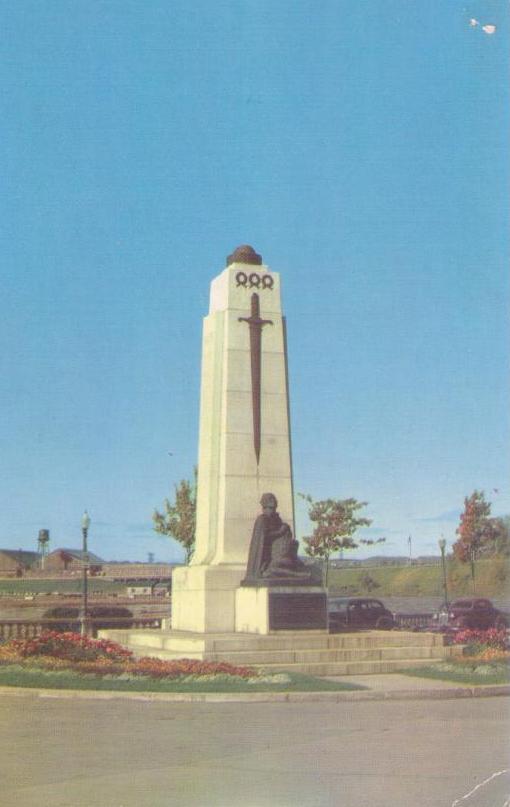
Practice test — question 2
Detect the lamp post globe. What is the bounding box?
[82,511,91,534]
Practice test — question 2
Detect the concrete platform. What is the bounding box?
[98,627,462,676]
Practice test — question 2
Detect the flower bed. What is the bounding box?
[452,627,508,653]
[0,631,258,681]
[0,631,367,693]
[5,632,133,662]
[451,628,509,664]
[401,627,510,685]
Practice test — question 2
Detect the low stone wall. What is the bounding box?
[0,617,163,641]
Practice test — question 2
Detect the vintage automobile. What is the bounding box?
[328,597,395,631]
[432,598,508,632]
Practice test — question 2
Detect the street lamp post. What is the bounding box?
[438,537,448,611]
[470,546,476,594]
[80,511,91,637]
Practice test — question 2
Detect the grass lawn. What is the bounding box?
[399,663,510,687]
[327,556,509,598]
[0,664,367,693]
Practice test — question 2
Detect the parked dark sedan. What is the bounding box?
[328,597,395,631]
[433,598,508,632]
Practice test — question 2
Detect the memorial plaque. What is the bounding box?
[268,590,328,631]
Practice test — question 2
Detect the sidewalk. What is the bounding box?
[324,672,492,690]
[320,672,510,701]
[0,675,508,703]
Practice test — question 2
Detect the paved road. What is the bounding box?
[372,596,510,616]
[1,693,508,807]
[2,596,508,622]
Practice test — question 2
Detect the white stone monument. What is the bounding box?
[171,245,298,633]
[98,248,454,669]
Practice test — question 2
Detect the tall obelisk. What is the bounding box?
[171,246,295,633]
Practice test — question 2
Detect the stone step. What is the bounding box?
[109,639,460,666]
[205,645,456,665]
[210,632,446,652]
[101,628,446,654]
[102,642,451,676]
[127,632,209,653]
[98,628,459,676]
[124,643,456,666]
[249,658,450,677]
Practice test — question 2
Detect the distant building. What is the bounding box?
[126,584,153,598]
[152,581,172,597]
[45,548,105,573]
[0,550,40,576]
[102,562,177,581]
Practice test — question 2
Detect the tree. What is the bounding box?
[359,573,380,592]
[299,494,385,586]
[490,516,510,557]
[452,491,498,562]
[153,469,197,564]
[452,490,502,592]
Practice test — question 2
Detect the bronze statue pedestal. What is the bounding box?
[236,493,327,633]
[235,585,328,634]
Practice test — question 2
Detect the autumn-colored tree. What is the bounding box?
[153,469,197,564]
[452,491,498,562]
[452,490,503,592]
[299,494,385,586]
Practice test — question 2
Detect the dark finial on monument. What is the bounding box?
[226,245,262,267]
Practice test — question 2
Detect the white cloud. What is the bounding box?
[469,18,496,35]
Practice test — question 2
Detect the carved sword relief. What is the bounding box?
[238,293,273,464]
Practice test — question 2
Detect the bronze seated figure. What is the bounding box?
[241,493,315,586]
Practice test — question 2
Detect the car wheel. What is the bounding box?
[495,616,508,630]
[375,616,393,630]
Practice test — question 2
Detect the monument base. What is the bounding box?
[171,564,244,633]
[98,626,462,675]
[171,564,327,635]
[235,586,328,634]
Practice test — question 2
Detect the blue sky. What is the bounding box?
[1,1,508,562]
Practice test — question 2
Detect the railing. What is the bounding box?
[0,617,163,641]
[328,559,443,568]
[394,613,433,630]
[0,593,171,603]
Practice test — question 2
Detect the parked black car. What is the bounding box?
[43,605,134,633]
[328,597,395,631]
[432,598,508,632]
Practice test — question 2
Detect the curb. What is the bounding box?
[0,683,508,704]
